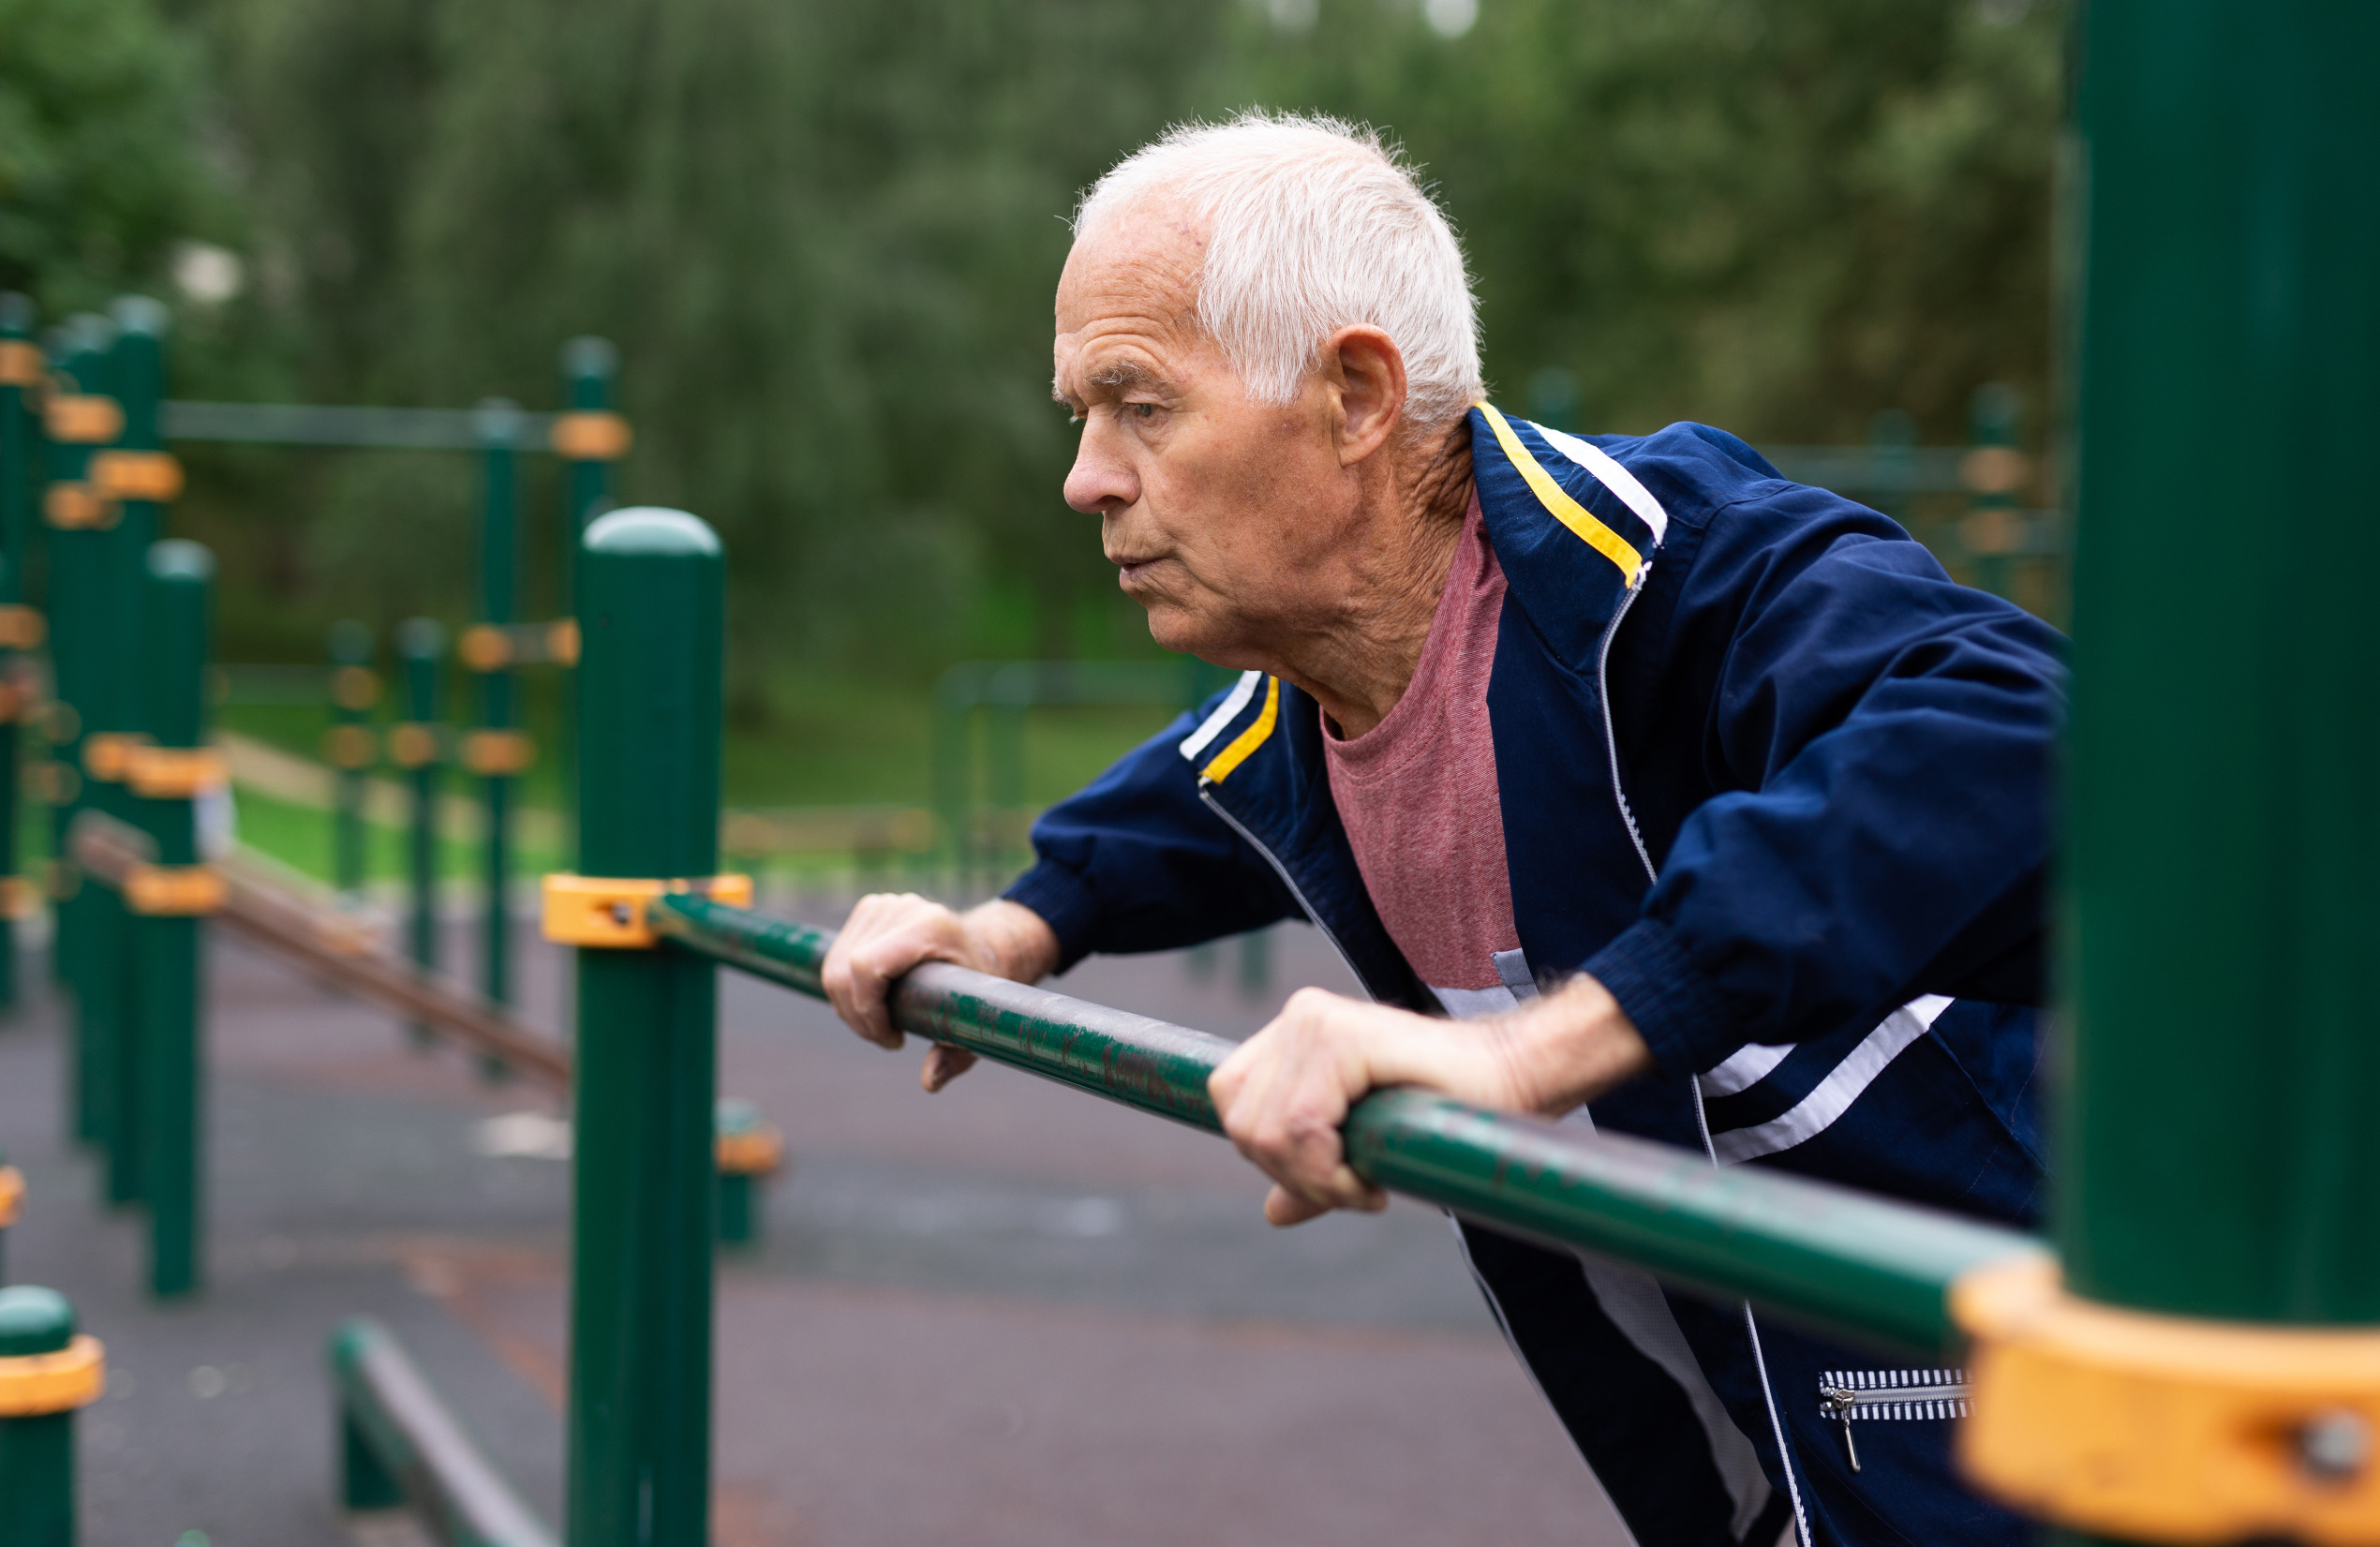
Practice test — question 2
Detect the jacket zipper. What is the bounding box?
[1197,786,1377,1001]
[1599,566,1657,885]
[1816,1369,1971,1473]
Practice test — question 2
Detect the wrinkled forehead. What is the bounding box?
[1053,201,1212,391]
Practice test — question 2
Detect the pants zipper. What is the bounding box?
[1817,1370,1971,1474]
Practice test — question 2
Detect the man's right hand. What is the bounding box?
[820,894,1061,1092]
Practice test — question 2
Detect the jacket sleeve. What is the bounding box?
[1002,700,1302,972]
[1583,483,2065,1078]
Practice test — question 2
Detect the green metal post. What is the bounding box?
[556,338,618,865]
[475,399,521,1024]
[0,1286,84,1547]
[714,1100,763,1249]
[327,620,375,900]
[134,542,211,1299]
[2060,2,2380,1540]
[1867,409,1916,527]
[395,618,444,1050]
[92,298,167,1212]
[43,314,114,1140]
[568,507,722,1547]
[0,294,37,1018]
[1963,383,2022,599]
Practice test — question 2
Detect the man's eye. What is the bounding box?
[1129,402,1159,419]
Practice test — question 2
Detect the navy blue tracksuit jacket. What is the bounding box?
[1004,406,2062,1547]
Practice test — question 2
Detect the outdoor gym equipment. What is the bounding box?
[0,1285,106,1547]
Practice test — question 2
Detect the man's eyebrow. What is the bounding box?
[1052,357,1170,405]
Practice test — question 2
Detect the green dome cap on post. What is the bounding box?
[0,1286,75,1358]
[583,507,719,558]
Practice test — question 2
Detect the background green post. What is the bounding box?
[556,336,617,863]
[0,294,37,1018]
[568,507,722,1547]
[474,398,521,1019]
[395,617,444,1049]
[135,542,212,1299]
[1964,381,2021,599]
[92,297,168,1212]
[327,619,374,900]
[43,314,113,1139]
[0,1286,82,1547]
[2060,3,2380,1539]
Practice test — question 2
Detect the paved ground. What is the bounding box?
[0,894,1629,1546]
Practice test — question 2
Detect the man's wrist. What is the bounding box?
[964,899,1061,984]
[1498,974,1653,1115]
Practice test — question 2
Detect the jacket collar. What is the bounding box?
[1469,403,1666,664]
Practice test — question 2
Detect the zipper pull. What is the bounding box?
[1820,1385,1861,1473]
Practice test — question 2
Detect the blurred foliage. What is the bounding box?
[0,0,226,308]
[7,0,2065,710]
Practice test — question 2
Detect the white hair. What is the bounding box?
[1072,111,1484,432]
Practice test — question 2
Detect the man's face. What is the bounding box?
[1053,204,1359,664]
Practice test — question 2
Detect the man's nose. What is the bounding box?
[1064,423,1138,514]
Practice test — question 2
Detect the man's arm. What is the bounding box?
[820,692,1302,1086]
[1585,484,2064,1078]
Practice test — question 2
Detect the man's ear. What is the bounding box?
[1327,326,1408,468]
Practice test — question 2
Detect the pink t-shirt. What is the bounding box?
[1322,494,1534,1019]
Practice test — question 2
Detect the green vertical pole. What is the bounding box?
[2059,2,2380,1540]
[475,398,521,1022]
[43,314,114,1142]
[93,297,166,1212]
[134,541,211,1299]
[1964,383,2022,599]
[0,294,39,1018]
[395,618,444,1050]
[568,507,721,1547]
[326,620,374,900]
[557,337,618,870]
[0,1287,87,1547]
[1867,408,1916,528]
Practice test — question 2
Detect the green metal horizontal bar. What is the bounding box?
[647,894,2045,1353]
[327,1318,560,1547]
[161,401,562,452]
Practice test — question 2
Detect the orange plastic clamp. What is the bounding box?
[322,724,379,770]
[549,410,633,461]
[43,482,113,530]
[42,394,122,445]
[81,732,149,781]
[541,872,755,949]
[1956,1255,2380,1545]
[0,1162,22,1226]
[87,449,185,502]
[123,864,227,916]
[385,722,445,769]
[0,603,47,649]
[457,625,513,672]
[460,729,536,776]
[0,1335,107,1418]
[0,340,43,388]
[125,744,229,799]
[546,618,582,667]
[1959,445,2033,496]
[0,875,40,920]
[331,665,381,711]
[0,682,21,724]
[716,1125,785,1176]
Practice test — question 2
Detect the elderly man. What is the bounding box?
[823,113,2058,1547]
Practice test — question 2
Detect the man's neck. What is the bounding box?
[1275,423,1475,739]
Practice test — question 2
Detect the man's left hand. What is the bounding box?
[1207,975,1654,1227]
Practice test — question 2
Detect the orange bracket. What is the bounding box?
[126,745,229,800]
[42,482,112,530]
[386,722,447,769]
[1956,1256,2380,1546]
[323,724,379,771]
[0,1163,22,1226]
[717,1125,785,1176]
[0,604,46,649]
[87,449,184,502]
[460,729,536,777]
[549,410,634,461]
[42,394,122,445]
[81,732,150,782]
[541,872,755,949]
[124,864,227,917]
[0,1335,105,1418]
[0,340,43,388]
